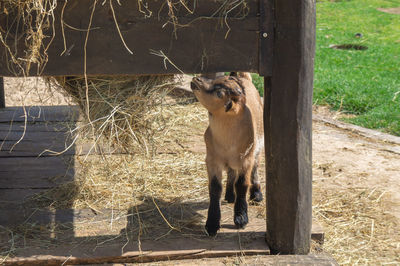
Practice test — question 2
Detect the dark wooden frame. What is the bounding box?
[0,77,4,108]
[0,0,315,255]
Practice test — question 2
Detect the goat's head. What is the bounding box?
[191,72,250,115]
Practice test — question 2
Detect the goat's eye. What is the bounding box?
[216,91,223,98]
[214,84,222,90]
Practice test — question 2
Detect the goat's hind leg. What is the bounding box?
[224,167,236,203]
[249,159,263,202]
[205,161,223,236]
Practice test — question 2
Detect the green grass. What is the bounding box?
[252,0,400,136]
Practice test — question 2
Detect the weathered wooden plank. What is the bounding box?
[0,106,79,122]
[0,130,73,142]
[0,122,72,132]
[0,155,74,189]
[0,139,121,157]
[0,207,324,245]
[311,221,325,244]
[0,188,48,205]
[264,0,316,255]
[0,206,330,265]
[0,169,75,189]
[259,0,274,76]
[3,254,338,266]
[0,77,4,108]
[2,237,269,265]
[0,156,74,171]
[0,139,75,156]
[0,204,271,263]
[0,1,261,77]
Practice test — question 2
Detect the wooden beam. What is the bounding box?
[0,1,259,76]
[0,77,4,108]
[263,0,316,255]
[259,0,274,76]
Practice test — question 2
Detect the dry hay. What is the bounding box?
[0,0,58,75]
[30,102,210,211]
[48,75,177,154]
[313,184,400,264]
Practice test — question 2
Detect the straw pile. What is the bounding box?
[49,75,177,153]
[0,0,58,75]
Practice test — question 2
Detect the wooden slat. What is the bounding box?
[0,139,75,157]
[0,155,74,169]
[0,130,72,142]
[0,188,48,206]
[0,156,74,190]
[0,77,4,108]
[3,237,269,265]
[1,206,271,264]
[264,0,316,255]
[0,207,325,244]
[259,0,274,76]
[0,122,72,132]
[0,106,79,122]
[0,206,328,264]
[0,1,261,76]
[0,169,74,189]
[3,254,338,266]
[0,138,121,157]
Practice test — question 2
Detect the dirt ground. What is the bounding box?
[2,77,400,264]
[377,7,400,15]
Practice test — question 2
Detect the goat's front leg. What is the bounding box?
[225,167,236,203]
[205,159,223,236]
[234,168,251,228]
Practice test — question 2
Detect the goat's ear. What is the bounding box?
[224,99,233,112]
[230,72,252,81]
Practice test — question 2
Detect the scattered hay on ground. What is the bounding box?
[313,184,400,265]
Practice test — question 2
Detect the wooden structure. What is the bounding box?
[0,0,316,256]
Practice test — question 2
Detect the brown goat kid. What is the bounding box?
[191,72,264,236]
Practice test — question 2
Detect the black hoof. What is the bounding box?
[234,212,248,229]
[205,220,220,236]
[250,190,263,203]
[224,193,235,203]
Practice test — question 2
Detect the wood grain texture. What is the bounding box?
[0,206,328,264]
[3,254,338,266]
[0,106,79,122]
[0,156,74,189]
[0,0,261,76]
[263,0,316,255]
[1,205,270,264]
[0,77,4,108]
[259,0,274,76]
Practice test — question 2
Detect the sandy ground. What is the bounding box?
[2,77,400,264]
[377,7,400,15]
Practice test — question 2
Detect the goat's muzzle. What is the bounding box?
[191,76,204,91]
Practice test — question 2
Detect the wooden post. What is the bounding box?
[0,77,5,108]
[263,0,316,254]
